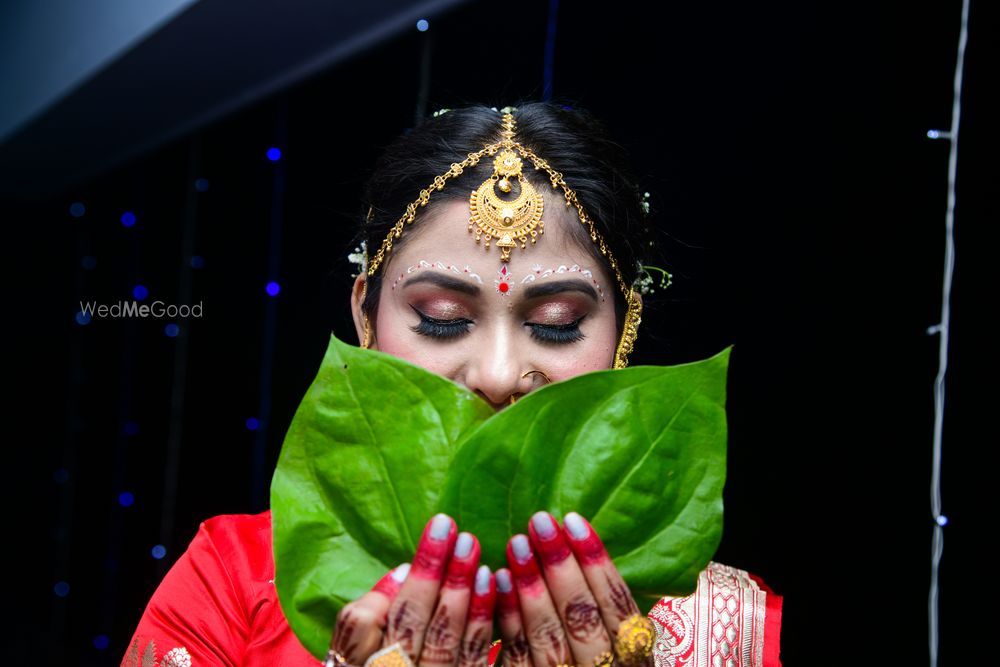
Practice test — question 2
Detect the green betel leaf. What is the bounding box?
[272,333,729,659]
[271,334,495,657]
[437,353,729,603]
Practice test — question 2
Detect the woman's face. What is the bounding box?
[351,195,623,411]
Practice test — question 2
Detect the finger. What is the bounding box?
[457,565,497,667]
[528,512,611,665]
[561,513,641,637]
[496,569,532,667]
[333,563,411,663]
[421,532,481,667]
[386,514,458,661]
[373,562,411,602]
[507,535,573,667]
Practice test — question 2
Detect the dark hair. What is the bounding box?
[357,102,649,337]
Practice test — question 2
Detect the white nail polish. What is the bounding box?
[511,535,532,562]
[430,513,452,541]
[454,532,473,558]
[391,563,411,582]
[564,512,589,540]
[531,511,556,539]
[496,569,513,593]
[475,565,491,595]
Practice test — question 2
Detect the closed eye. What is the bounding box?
[409,306,472,339]
[527,315,586,344]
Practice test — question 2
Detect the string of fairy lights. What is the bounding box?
[924,1,970,665]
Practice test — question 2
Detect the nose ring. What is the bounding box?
[509,369,552,405]
[521,369,552,383]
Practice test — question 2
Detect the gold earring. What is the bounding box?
[361,314,372,349]
[359,278,372,349]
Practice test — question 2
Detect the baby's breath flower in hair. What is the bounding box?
[634,262,672,295]
[347,240,368,279]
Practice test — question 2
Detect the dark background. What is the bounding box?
[4,0,995,664]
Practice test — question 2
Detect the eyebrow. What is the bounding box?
[523,279,599,302]
[403,272,481,296]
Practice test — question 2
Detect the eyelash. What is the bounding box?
[528,317,587,344]
[410,312,472,339]
[409,308,586,344]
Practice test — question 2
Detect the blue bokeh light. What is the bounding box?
[195,178,210,192]
[165,323,180,338]
[266,281,281,296]
[93,635,110,650]
[53,468,70,484]
[416,18,429,31]
[936,515,949,526]
[152,544,167,560]
[123,420,140,436]
[132,284,148,300]
[76,310,92,326]
[246,417,260,431]
[54,581,70,597]
[190,255,205,269]
[81,255,97,270]
[118,491,135,507]
[266,147,281,161]
[69,202,86,217]
[121,211,137,227]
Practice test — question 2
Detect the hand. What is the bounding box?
[495,511,653,667]
[330,514,497,667]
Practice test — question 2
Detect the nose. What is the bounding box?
[464,325,528,410]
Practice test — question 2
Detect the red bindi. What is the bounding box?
[498,282,509,293]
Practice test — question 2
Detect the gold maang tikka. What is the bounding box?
[468,114,544,261]
[365,110,642,368]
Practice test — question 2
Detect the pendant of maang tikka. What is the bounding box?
[468,149,544,262]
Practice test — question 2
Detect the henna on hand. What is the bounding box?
[458,627,490,665]
[421,604,457,664]
[389,600,420,657]
[529,619,572,667]
[564,597,603,642]
[332,608,362,656]
[605,572,639,620]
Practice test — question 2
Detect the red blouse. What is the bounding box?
[122,512,781,667]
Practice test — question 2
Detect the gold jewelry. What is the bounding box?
[325,649,358,667]
[592,651,615,667]
[613,614,655,666]
[521,369,551,384]
[469,127,545,262]
[361,314,372,349]
[359,278,373,349]
[363,642,414,667]
[364,110,642,368]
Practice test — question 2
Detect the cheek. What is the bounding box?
[543,316,619,380]
[373,299,464,377]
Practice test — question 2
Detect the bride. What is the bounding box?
[122,103,782,667]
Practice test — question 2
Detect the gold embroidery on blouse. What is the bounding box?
[124,638,140,667]
[121,638,191,667]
